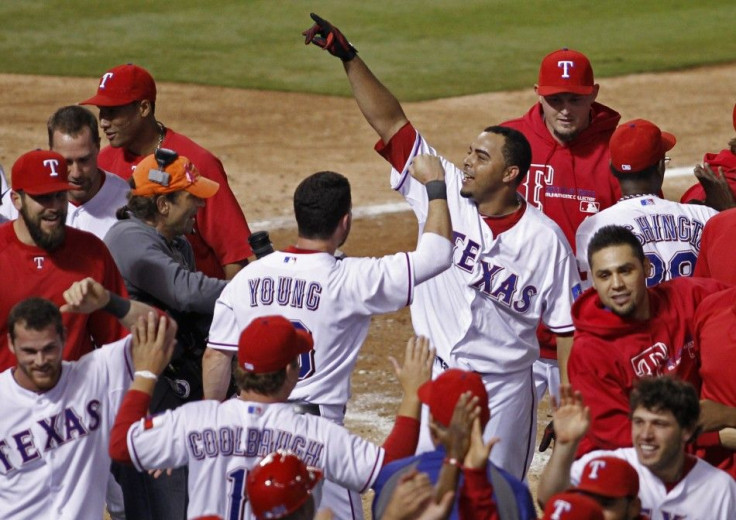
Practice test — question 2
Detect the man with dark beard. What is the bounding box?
[0,150,128,370]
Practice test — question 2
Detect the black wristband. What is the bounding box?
[103,292,131,319]
[426,180,447,201]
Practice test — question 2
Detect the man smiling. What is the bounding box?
[567,225,726,456]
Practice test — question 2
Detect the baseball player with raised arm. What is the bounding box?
[538,380,736,519]
[110,315,434,520]
[303,13,580,479]
[576,119,716,287]
[204,164,451,518]
[0,278,169,520]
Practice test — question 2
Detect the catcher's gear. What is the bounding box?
[246,450,323,519]
[302,12,357,62]
[539,420,555,452]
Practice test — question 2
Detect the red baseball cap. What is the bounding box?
[246,450,323,520]
[537,48,595,96]
[238,316,314,373]
[573,456,639,498]
[542,492,604,520]
[418,368,490,429]
[609,119,676,173]
[131,152,219,199]
[11,150,73,195]
[80,63,156,106]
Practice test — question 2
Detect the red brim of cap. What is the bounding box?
[21,181,75,196]
[186,177,220,199]
[661,131,677,152]
[79,93,138,107]
[537,85,595,96]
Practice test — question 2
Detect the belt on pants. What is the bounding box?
[289,401,321,416]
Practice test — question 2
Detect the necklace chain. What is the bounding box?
[155,121,166,150]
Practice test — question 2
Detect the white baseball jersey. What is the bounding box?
[126,399,384,519]
[0,337,133,520]
[575,195,716,287]
[572,448,736,519]
[0,164,16,223]
[66,171,130,240]
[208,238,447,408]
[387,128,580,374]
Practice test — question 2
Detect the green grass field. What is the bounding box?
[2,0,735,100]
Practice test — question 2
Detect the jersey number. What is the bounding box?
[226,468,249,520]
[290,320,316,380]
[645,250,697,286]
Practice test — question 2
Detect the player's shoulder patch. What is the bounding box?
[143,413,166,431]
[572,283,583,301]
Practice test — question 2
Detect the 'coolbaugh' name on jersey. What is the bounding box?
[0,401,103,473]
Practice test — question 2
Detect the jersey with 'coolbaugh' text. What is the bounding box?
[126,400,384,519]
[0,338,133,519]
[208,248,419,407]
[377,123,580,374]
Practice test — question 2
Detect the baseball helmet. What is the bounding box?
[246,450,323,519]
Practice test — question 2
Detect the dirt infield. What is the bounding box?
[2,63,734,514]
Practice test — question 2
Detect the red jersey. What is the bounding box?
[693,286,736,478]
[568,277,726,456]
[680,148,736,205]
[98,128,252,279]
[693,207,736,284]
[0,222,128,370]
[501,102,621,252]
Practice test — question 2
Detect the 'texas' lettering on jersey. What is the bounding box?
[0,401,102,474]
[453,232,538,312]
[188,426,324,467]
[248,277,322,310]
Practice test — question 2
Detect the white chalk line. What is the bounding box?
[251,166,696,230]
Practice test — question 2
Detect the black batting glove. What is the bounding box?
[302,12,357,62]
[539,420,556,452]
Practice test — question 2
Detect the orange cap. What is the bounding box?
[131,153,219,199]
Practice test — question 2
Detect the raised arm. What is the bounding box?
[303,13,408,143]
[60,277,161,330]
[537,385,591,507]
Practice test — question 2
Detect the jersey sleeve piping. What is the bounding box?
[393,133,422,192]
[404,252,414,307]
[360,449,386,493]
[206,340,238,351]
[127,423,147,472]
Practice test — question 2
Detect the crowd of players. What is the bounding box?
[2,11,736,520]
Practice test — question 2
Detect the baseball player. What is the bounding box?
[245,450,323,520]
[48,105,130,240]
[303,13,580,479]
[0,278,170,520]
[80,63,252,279]
[372,369,536,520]
[691,285,736,479]
[539,380,736,519]
[693,206,736,284]
[0,163,15,222]
[575,119,716,288]
[501,48,621,403]
[569,225,727,456]
[110,316,434,520]
[204,164,451,518]
[680,103,736,209]
[0,150,128,371]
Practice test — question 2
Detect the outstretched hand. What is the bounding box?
[409,155,446,185]
[60,277,110,314]
[430,391,480,460]
[131,312,178,376]
[390,336,434,397]
[694,162,736,210]
[464,417,499,470]
[382,469,454,520]
[551,385,590,446]
[302,12,357,62]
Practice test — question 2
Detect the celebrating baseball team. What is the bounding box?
[2,11,736,520]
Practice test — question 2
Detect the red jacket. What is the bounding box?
[680,148,736,204]
[568,277,725,456]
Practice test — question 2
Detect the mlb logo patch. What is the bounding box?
[247,405,263,415]
[283,256,297,264]
[640,198,655,206]
[580,201,599,214]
